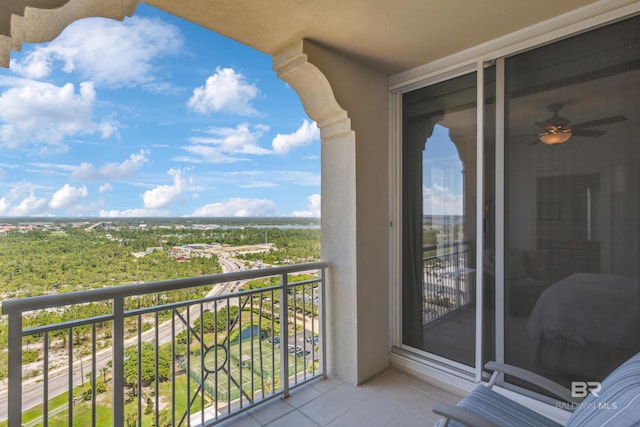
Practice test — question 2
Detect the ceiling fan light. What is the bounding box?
[539,131,572,145]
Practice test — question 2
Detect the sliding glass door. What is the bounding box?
[401,14,640,388]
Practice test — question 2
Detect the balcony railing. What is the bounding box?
[1,261,328,427]
[422,242,473,324]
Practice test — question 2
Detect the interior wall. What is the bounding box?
[507,120,640,277]
[303,40,390,383]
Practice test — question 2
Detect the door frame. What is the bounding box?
[388,0,640,391]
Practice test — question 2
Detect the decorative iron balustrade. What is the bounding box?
[1,262,327,427]
[422,243,473,324]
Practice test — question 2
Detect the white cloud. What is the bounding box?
[99,208,169,218]
[175,147,245,164]
[423,184,463,215]
[10,17,183,90]
[292,194,321,217]
[48,184,88,209]
[10,193,49,216]
[143,168,191,209]
[193,123,270,154]
[274,171,320,186]
[27,162,77,173]
[71,150,148,181]
[182,123,270,163]
[0,182,49,216]
[192,198,277,217]
[187,67,260,116]
[99,183,113,193]
[272,120,320,155]
[239,182,278,189]
[0,81,116,152]
[200,170,320,188]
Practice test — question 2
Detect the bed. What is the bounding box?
[526,272,640,379]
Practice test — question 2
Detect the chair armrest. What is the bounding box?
[485,361,580,404]
[433,402,501,427]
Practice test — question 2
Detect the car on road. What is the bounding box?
[268,336,281,345]
[305,335,320,345]
[296,349,311,358]
[288,345,303,354]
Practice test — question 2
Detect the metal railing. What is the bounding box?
[422,242,473,324]
[1,261,328,427]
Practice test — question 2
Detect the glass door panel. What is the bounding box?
[504,16,640,387]
[402,72,478,366]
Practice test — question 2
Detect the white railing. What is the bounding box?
[422,243,473,323]
[1,262,328,427]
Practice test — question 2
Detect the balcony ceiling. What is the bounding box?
[146,0,601,75]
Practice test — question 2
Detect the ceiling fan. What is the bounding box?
[532,103,626,145]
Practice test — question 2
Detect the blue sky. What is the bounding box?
[423,124,464,216]
[0,3,320,218]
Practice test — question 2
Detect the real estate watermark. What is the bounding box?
[556,401,618,410]
[555,381,618,411]
[571,381,601,398]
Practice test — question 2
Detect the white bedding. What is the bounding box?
[526,273,640,349]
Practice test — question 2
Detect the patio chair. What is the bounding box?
[433,351,640,427]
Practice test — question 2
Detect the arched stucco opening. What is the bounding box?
[1,1,387,387]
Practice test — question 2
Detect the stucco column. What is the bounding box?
[274,40,389,384]
[273,41,359,384]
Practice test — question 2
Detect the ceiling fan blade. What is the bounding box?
[572,129,606,137]
[571,115,626,129]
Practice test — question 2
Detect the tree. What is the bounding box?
[153,409,172,427]
[123,343,172,388]
[126,408,137,427]
[193,311,215,333]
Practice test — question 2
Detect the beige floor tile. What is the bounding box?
[265,409,320,427]
[248,398,295,425]
[326,409,383,427]
[285,384,323,408]
[214,368,465,426]
[213,412,262,427]
[386,410,434,427]
[351,393,406,426]
[325,382,377,407]
[299,393,352,425]
[408,394,441,422]
[310,376,343,393]
[374,381,426,409]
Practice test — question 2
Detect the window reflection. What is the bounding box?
[505,15,640,386]
[402,73,478,366]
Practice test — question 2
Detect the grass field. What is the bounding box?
[188,336,307,404]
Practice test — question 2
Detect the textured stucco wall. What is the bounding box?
[303,40,390,384]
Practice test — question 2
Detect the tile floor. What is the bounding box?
[215,368,463,426]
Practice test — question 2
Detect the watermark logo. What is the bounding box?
[559,382,617,411]
[571,381,601,398]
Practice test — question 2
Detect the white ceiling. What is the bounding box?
[145,0,605,75]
